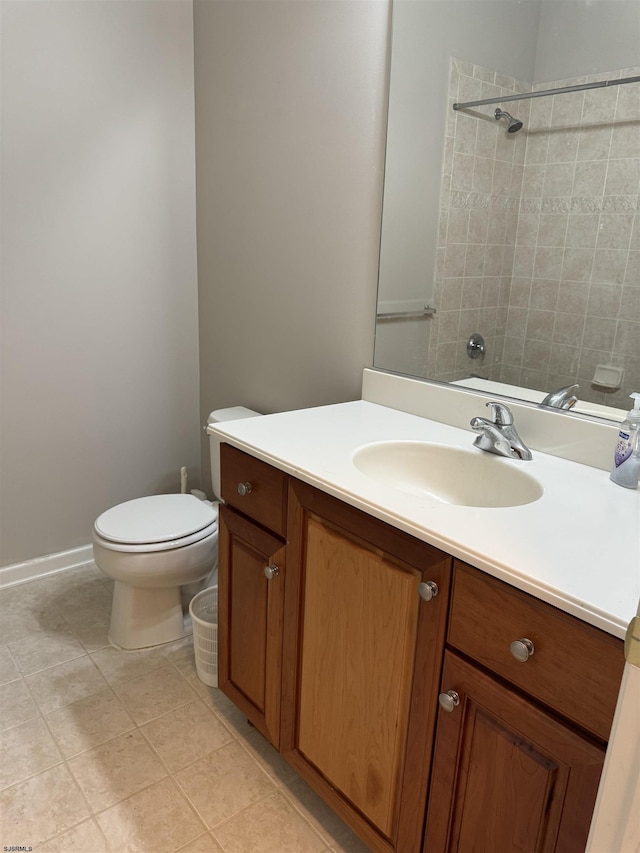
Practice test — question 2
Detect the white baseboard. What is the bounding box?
[0,544,94,590]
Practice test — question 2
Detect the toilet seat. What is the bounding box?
[94,494,219,553]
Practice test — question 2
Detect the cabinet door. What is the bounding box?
[424,651,606,853]
[218,504,285,747]
[282,480,451,853]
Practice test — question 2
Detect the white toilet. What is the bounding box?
[93,407,261,650]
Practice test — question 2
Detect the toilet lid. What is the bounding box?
[95,494,218,545]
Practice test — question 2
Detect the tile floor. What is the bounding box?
[0,564,371,853]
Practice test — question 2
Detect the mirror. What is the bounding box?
[374,0,639,422]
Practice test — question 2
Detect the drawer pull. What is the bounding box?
[510,638,535,662]
[237,482,253,496]
[418,581,439,602]
[438,690,461,713]
[264,564,280,580]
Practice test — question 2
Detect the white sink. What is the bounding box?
[352,441,543,508]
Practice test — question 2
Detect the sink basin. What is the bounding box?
[352,441,543,507]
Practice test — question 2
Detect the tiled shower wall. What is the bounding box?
[428,59,529,384]
[430,58,639,408]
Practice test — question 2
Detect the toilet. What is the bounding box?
[93,407,261,650]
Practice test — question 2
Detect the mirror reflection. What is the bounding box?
[374,0,639,421]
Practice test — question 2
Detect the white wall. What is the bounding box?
[0,0,200,568]
[194,0,389,488]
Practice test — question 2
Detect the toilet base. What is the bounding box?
[109,581,191,650]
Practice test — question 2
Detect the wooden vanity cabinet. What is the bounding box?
[217,445,625,853]
[217,445,288,747]
[281,479,452,853]
[423,561,625,853]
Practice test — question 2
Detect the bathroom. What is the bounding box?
[1,0,638,851]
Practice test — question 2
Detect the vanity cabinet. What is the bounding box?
[423,562,625,853]
[217,446,288,747]
[281,479,451,853]
[217,445,625,853]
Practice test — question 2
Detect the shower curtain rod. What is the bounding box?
[452,74,640,111]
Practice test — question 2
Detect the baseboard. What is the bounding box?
[0,544,94,590]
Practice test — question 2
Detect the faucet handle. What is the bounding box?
[486,401,513,426]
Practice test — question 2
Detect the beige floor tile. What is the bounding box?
[213,790,327,853]
[61,603,113,634]
[97,777,206,853]
[172,657,254,739]
[0,597,69,643]
[0,565,370,853]
[91,644,172,685]
[171,653,212,694]
[164,635,197,663]
[52,576,112,612]
[38,817,108,852]
[0,717,62,789]
[68,729,166,812]
[0,645,20,685]
[25,655,108,714]
[7,626,87,676]
[54,583,113,636]
[241,727,299,787]
[70,616,111,653]
[0,578,54,613]
[45,687,135,758]
[208,698,255,740]
[174,740,277,829]
[39,564,107,595]
[140,699,234,772]
[0,678,40,732]
[0,763,90,846]
[114,663,199,725]
[283,777,372,853]
[176,833,224,852]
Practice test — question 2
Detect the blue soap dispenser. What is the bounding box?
[610,392,640,488]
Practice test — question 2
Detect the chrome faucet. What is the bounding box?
[540,384,579,410]
[470,401,532,460]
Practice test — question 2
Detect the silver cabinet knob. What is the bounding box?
[438,690,461,713]
[264,564,279,580]
[418,581,439,601]
[237,482,253,496]
[510,638,535,662]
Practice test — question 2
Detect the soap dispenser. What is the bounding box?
[610,392,640,488]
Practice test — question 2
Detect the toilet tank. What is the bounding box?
[207,407,262,500]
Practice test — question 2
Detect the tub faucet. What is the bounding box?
[470,401,532,460]
[540,384,579,410]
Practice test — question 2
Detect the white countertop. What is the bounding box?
[210,400,640,639]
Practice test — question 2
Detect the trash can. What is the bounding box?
[189,586,218,687]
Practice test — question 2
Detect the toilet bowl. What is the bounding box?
[93,406,262,651]
[93,494,219,649]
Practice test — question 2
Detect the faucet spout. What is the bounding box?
[540,384,579,410]
[471,402,532,460]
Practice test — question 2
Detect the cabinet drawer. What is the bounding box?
[448,561,624,741]
[220,444,288,535]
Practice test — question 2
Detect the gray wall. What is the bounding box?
[0,1,201,567]
[1,0,390,565]
[535,0,640,83]
[377,0,541,326]
[194,0,389,489]
[374,0,640,376]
